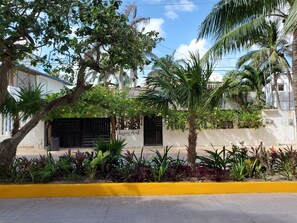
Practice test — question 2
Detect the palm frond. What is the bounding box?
[283,0,297,34]
[202,16,267,59]
[197,0,282,40]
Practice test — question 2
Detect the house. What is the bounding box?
[0,66,70,148]
[2,68,296,150]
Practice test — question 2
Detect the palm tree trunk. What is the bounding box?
[292,32,297,143]
[273,73,282,110]
[187,113,197,169]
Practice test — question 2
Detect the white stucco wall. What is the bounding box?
[37,76,65,94]
[0,119,45,149]
[117,128,144,147]
[4,109,294,149]
[19,121,45,148]
[122,110,296,148]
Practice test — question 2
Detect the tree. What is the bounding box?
[1,86,44,137]
[235,21,291,110]
[0,0,159,172]
[140,53,228,168]
[117,3,155,90]
[0,0,79,108]
[223,66,266,109]
[197,0,297,139]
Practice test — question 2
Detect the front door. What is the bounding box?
[144,116,163,146]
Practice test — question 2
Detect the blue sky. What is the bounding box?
[121,0,241,82]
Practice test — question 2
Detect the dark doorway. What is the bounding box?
[51,118,110,147]
[144,116,163,146]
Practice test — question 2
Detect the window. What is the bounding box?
[278,84,284,92]
[116,117,140,130]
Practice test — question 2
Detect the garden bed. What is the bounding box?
[1,140,297,198]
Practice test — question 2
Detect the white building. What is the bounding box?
[0,67,70,148]
[265,74,294,111]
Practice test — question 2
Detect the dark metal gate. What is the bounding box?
[144,116,163,146]
[51,118,110,148]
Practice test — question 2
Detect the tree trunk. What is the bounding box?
[111,116,116,140]
[292,32,297,144]
[273,73,282,110]
[130,69,137,88]
[11,114,20,137]
[119,68,124,90]
[0,59,13,108]
[187,113,197,169]
[0,66,90,172]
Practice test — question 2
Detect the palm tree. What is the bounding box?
[1,86,44,136]
[197,0,297,137]
[235,21,291,110]
[140,53,228,168]
[0,85,43,169]
[224,66,267,109]
[119,3,150,90]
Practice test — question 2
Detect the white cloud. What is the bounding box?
[165,11,178,20]
[165,0,196,20]
[139,18,166,38]
[175,38,210,60]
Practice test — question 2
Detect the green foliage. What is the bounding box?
[117,148,153,182]
[198,147,230,171]
[3,143,297,183]
[237,110,263,129]
[87,150,110,181]
[45,86,155,121]
[244,158,262,178]
[230,158,247,181]
[94,138,126,165]
[151,146,172,182]
[1,85,44,120]
[273,147,297,180]
[164,108,262,131]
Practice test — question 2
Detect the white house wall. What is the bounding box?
[18,121,45,148]
[5,109,295,149]
[37,76,65,94]
[117,128,144,147]
[121,110,296,148]
[13,71,36,88]
[0,117,45,149]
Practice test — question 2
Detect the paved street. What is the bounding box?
[1,194,297,223]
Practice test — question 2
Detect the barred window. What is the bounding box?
[116,117,141,130]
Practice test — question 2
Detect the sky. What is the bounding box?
[120,0,241,82]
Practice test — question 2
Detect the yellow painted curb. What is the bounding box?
[1,182,297,198]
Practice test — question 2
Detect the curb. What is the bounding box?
[1,182,297,198]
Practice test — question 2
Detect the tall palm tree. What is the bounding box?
[197,0,297,137]
[140,53,228,168]
[235,21,291,110]
[119,3,150,90]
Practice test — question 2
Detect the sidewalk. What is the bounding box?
[16,146,191,160]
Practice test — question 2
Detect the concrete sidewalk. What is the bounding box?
[16,146,191,160]
[1,194,297,223]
